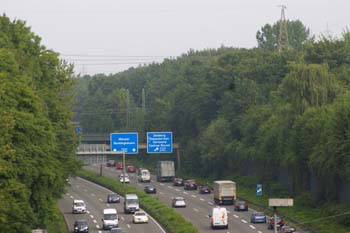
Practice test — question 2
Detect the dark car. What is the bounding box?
[184,179,197,190]
[110,228,124,233]
[199,185,211,194]
[267,217,285,230]
[73,220,89,233]
[107,160,115,167]
[234,200,248,211]
[107,193,121,203]
[250,212,266,223]
[127,165,136,173]
[144,185,157,194]
[173,177,184,186]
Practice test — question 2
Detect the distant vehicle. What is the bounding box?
[73,220,89,233]
[138,168,151,182]
[124,194,140,214]
[109,228,124,233]
[209,207,228,229]
[199,185,211,194]
[102,208,119,230]
[173,177,184,186]
[144,185,157,194]
[234,200,248,211]
[72,200,87,214]
[267,217,285,230]
[107,160,115,167]
[127,165,136,173]
[119,174,130,183]
[213,180,236,205]
[132,211,149,224]
[172,197,186,208]
[156,161,175,182]
[250,212,266,223]
[116,162,123,170]
[107,193,121,203]
[184,179,197,190]
[279,226,296,233]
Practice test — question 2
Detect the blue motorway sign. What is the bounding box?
[147,132,173,153]
[257,184,263,196]
[110,133,138,154]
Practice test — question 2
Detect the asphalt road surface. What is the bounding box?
[85,164,274,233]
[58,176,166,233]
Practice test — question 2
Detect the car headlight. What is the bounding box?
[74,227,79,230]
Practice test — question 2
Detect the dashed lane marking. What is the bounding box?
[90,215,94,219]
[241,219,248,224]
[121,216,125,221]
[70,195,74,199]
[167,186,173,189]
[160,183,165,186]
[191,195,197,198]
[249,225,256,229]
[233,214,239,218]
[160,192,164,195]
[258,231,263,233]
[193,208,199,212]
[99,198,103,202]
[91,193,95,197]
[127,224,131,229]
[76,185,79,188]
[175,189,180,192]
[87,210,90,214]
[200,198,205,201]
[183,192,188,195]
[208,202,213,205]
[93,219,97,224]
[96,225,100,229]
[227,210,231,214]
[106,204,110,207]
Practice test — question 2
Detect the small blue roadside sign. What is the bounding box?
[257,184,263,196]
[76,127,82,134]
[147,132,173,153]
[110,133,138,154]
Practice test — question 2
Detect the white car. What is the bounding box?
[119,174,130,183]
[132,211,149,223]
[72,199,87,214]
[172,197,186,208]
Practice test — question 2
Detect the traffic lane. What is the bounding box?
[69,177,165,233]
[87,165,268,233]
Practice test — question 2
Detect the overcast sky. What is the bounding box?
[3,0,349,75]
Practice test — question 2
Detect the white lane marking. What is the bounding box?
[183,192,188,195]
[99,198,103,202]
[249,225,256,229]
[87,210,90,214]
[91,193,95,196]
[160,183,165,186]
[70,195,74,199]
[83,189,87,192]
[160,192,164,195]
[121,216,125,221]
[200,198,205,201]
[208,202,213,205]
[90,214,94,219]
[76,185,79,188]
[96,225,100,229]
[106,204,110,207]
[127,224,131,228]
[258,231,263,233]
[191,195,197,198]
[175,189,180,192]
[66,193,70,196]
[193,208,199,212]
[98,231,102,233]
[168,186,173,189]
[241,219,248,224]
[138,184,142,186]
[93,219,97,224]
[227,210,231,214]
[233,214,239,218]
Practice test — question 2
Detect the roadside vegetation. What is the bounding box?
[0,15,79,232]
[77,169,198,233]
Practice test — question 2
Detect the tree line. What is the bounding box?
[0,15,79,232]
[75,20,350,208]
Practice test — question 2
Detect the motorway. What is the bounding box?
[58,176,166,233]
[85,164,273,233]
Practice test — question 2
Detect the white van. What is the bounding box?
[102,208,119,230]
[124,194,140,214]
[138,169,151,182]
[209,207,228,229]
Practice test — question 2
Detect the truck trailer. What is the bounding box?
[213,180,236,205]
[156,161,175,182]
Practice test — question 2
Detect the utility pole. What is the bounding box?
[277,5,289,52]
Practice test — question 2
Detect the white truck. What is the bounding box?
[213,180,236,205]
[124,194,140,214]
[102,208,119,230]
[138,168,151,182]
[156,161,175,182]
